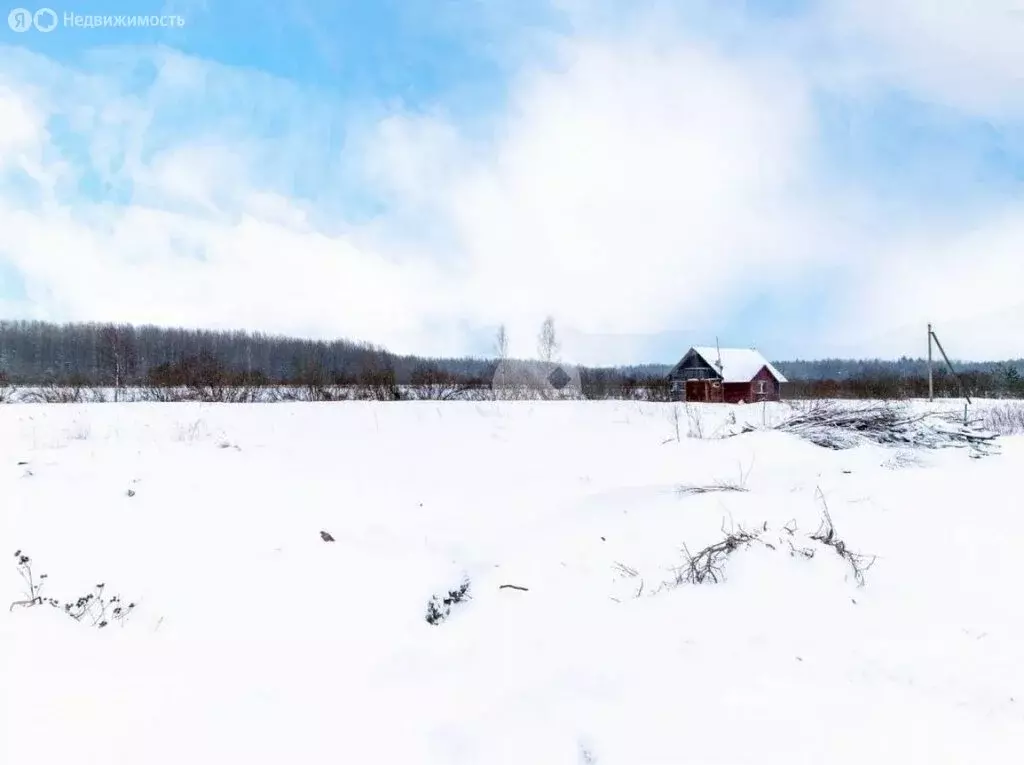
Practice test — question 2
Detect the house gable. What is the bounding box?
[669,348,722,381]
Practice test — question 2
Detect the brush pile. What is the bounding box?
[772,402,999,453]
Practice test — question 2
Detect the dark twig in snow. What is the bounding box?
[678,460,753,496]
[676,482,749,496]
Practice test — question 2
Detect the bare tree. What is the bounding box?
[495,324,509,360]
[98,325,137,402]
[537,315,559,362]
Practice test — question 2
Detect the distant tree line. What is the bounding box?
[782,367,1024,400]
[0,319,492,386]
[0,319,1021,400]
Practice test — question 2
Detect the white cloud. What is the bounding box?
[0,1,1023,364]
[822,0,1024,118]
[827,209,1024,360]
[362,35,835,359]
[0,86,40,151]
[0,33,833,361]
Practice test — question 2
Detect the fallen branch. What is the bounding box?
[499,584,529,592]
[676,482,748,496]
[9,597,42,612]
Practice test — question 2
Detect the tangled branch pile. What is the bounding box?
[773,403,999,453]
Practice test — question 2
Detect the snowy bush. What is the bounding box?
[425,578,471,625]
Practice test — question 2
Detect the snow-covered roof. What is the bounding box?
[684,346,788,384]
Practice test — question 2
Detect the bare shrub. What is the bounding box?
[292,357,336,402]
[175,419,208,442]
[65,420,92,441]
[0,371,12,403]
[810,489,876,587]
[9,550,47,611]
[138,385,192,403]
[664,405,682,443]
[9,551,136,628]
[409,364,480,401]
[147,352,267,403]
[356,365,402,401]
[665,499,875,591]
[685,404,705,439]
[62,583,137,628]
[675,521,764,585]
[21,377,101,404]
[780,520,817,560]
[981,402,1024,436]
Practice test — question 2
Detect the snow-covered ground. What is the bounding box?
[2,401,1023,764]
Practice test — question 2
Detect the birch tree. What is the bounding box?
[537,316,559,362]
[495,324,509,360]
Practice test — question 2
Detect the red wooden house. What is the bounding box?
[667,346,787,403]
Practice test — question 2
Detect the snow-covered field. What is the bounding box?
[3,401,1023,764]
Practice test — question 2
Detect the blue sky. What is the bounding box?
[1,0,1022,363]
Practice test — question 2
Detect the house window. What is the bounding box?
[681,367,714,380]
[756,381,767,394]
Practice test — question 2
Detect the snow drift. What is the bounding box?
[3,400,1023,764]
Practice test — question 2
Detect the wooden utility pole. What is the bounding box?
[927,323,933,402]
